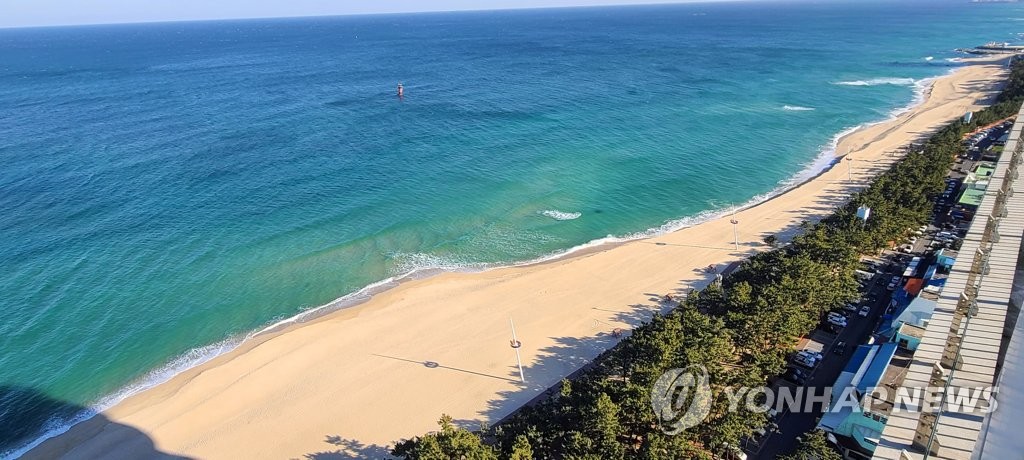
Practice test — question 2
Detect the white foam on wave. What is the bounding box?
[539,209,582,220]
[608,71,949,244]
[888,72,948,119]
[782,105,815,111]
[835,77,917,87]
[389,252,486,276]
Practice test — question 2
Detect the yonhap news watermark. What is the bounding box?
[651,366,997,434]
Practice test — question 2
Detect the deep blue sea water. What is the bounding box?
[2,0,1024,455]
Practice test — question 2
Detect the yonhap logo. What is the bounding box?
[651,365,714,434]
[650,364,998,438]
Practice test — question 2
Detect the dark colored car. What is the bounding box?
[833,341,847,355]
[782,367,807,385]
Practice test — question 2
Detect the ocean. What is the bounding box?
[1,0,1023,455]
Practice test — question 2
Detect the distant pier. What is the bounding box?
[956,42,1024,55]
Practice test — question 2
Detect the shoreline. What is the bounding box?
[20,56,1012,460]
[2,100,880,460]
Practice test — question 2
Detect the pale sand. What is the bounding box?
[26,56,1011,460]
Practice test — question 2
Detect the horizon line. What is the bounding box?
[0,0,759,30]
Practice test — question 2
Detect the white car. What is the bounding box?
[828,316,848,327]
[843,303,859,312]
[793,354,818,368]
[797,350,824,361]
[858,306,871,317]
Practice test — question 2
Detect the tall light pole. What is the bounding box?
[846,156,853,182]
[509,318,525,383]
[730,210,739,251]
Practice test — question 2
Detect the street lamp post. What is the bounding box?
[846,156,854,182]
[730,212,739,251]
[509,318,525,383]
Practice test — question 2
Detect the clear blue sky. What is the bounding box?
[1,0,749,28]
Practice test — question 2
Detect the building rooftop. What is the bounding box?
[959,163,998,207]
[873,106,1024,459]
[858,343,899,395]
[866,348,916,417]
[958,187,986,207]
[972,278,1024,457]
[899,323,927,340]
[896,297,938,329]
[880,296,938,336]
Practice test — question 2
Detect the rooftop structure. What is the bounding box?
[957,163,997,208]
[872,105,1024,459]
[818,343,908,459]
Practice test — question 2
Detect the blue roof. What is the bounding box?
[876,314,895,335]
[936,249,956,267]
[924,264,938,281]
[894,297,938,328]
[857,343,898,394]
[892,288,910,306]
[880,296,939,336]
[844,345,873,374]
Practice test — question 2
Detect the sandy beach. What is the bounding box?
[25,56,1011,459]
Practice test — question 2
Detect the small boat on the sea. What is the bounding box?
[397,83,404,98]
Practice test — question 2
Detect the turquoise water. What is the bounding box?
[2,0,1024,454]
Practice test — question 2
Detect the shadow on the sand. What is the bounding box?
[0,385,190,459]
[300,435,392,459]
[371,354,518,383]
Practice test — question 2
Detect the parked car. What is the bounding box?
[797,350,824,362]
[859,305,871,317]
[843,303,859,312]
[793,354,818,368]
[782,367,806,384]
[827,316,848,328]
[833,341,847,355]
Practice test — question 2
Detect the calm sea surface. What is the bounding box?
[2,0,1023,455]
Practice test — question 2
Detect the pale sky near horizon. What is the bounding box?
[1,0,753,29]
